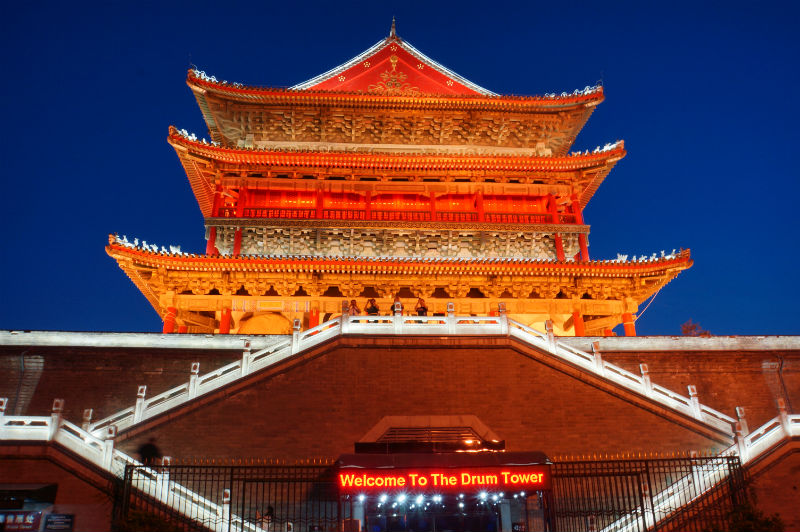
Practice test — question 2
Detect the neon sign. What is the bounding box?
[338,467,550,493]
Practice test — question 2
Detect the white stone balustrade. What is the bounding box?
[84,313,738,437]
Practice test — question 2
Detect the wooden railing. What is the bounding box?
[214,209,582,225]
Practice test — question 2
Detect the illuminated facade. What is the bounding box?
[107,24,691,336]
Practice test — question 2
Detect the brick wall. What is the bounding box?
[0,346,240,420]
[0,444,113,531]
[118,341,728,461]
[750,447,800,531]
[602,350,797,429]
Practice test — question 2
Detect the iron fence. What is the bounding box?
[115,456,746,532]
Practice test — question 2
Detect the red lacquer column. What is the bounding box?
[622,312,636,336]
[177,325,188,334]
[162,307,177,334]
[309,308,320,328]
[476,190,485,222]
[548,194,565,261]
[219,308,232,334]
[206,184,224,255]
[206,227,218,255]
[316,189,325,219]
[233,187,247,255]
[572,310,586,336]
[571,194,590,262]
[233,230,243,255]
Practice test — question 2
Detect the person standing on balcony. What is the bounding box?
[365,298,380,315]
[415,298,428,316]
[348,299,361,315]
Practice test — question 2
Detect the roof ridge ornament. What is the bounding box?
[390,16,396,38]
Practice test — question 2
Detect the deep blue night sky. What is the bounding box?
[1,1,798,335]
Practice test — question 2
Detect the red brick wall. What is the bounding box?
[750,448,800,531]
[602,350,798,429]
[0,347,240,420]
[4,341,796,439]
[0,445,113,531]
[119,342,727,461]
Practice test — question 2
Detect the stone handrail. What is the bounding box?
[88,313,732,438]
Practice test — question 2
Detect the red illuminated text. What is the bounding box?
[338,467,549,493]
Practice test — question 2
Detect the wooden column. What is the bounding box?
[364,190,372,220]
[206,227,218,255]
[548,194,565,261]
[554,236,566,262]
[430,192,437,221]
[622,312,636,336]
[207,184,223,255]
[219,308,232,334]
[177,325,188,334]
[162,307,177,334]
[316,188,324,219]
[476,190,485,222]
[233,187,247,255]
[571,194,589,262]
[233,230,243,255]
[309,308,320,328]
[572,310,586,336]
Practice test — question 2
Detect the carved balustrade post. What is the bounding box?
[189,362,200,399]
[591,341,604,375]
[640,364,652,396]
[134,386,147,423]
[291,319,302,354]
[50,399,65,441]
[736,406,749,436]
[688,385,703,420]
[447,302,455,335]
[102,425,117,470]
[778,397,790,435]
[497,302,508,335]
[393,301,403,334]
[82,409,93,431]
[241,340,252,375]
[341,300,350,334]
[545,320,555,350]
[734,421,748,463]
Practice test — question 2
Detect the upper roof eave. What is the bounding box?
[106,239,692,276]
[167,126,626,172]
[186,69,605,110]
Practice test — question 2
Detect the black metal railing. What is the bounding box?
[115,456,747,532]
[550,456,747,532]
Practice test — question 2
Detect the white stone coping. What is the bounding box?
[561,336,800,352]
[0,331,287,350]
[2,330,798,352]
